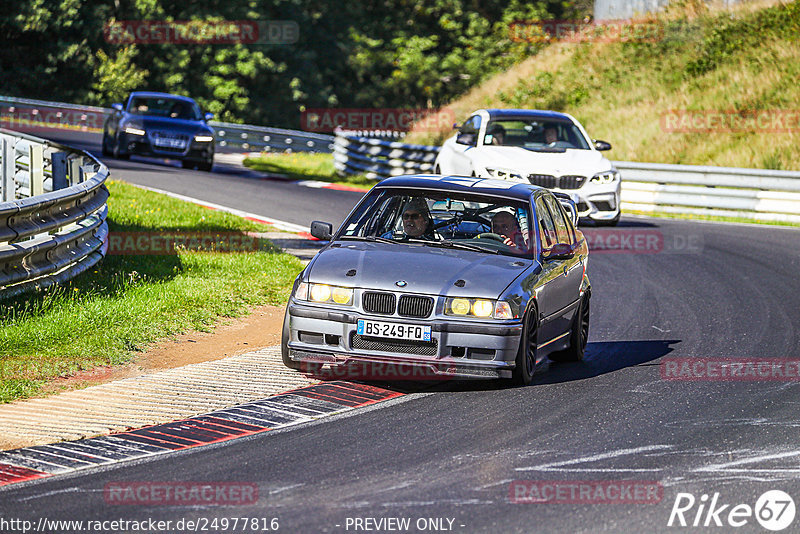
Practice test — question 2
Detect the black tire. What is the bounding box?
[198,160,213,172]
[552,292,590,362]
[181,160,196,169]
[112,137,129,160]
[511,307,539,386]
[281,306,302,370]
[101,133,111,157]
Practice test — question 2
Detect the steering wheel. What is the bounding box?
[475,233,506,243]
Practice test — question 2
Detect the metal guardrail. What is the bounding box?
[0,128,109,298]
[0,95,334,154]
[333,132,439,180]
[333,131,800,223]
[615,161,800,223]
[212,120,333,153]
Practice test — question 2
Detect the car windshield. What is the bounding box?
[483,118,590,150]
[340,188,534,258]
[127,96,201,120]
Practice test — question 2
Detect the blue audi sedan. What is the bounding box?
[102,91,215,171]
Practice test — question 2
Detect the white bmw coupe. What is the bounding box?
[435,109,620,225]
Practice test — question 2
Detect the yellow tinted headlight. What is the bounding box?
[310,284,331,302]
[472,299,493,317]
[331,286,353,305]
[450,298,470,315]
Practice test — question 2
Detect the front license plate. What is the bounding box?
[357,319,431,341]
[154,138,186,149]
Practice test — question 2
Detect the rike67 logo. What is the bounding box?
[668,490,796,531]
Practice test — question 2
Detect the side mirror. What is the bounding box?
[204,112,214,121]
[456,132,475,146]
[310,221,333,241]
[112,103,123,112]
[542,243,574,261]
[593,139,612,151]
[452,122,460,130]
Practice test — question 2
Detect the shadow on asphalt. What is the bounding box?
[305,338,680,394]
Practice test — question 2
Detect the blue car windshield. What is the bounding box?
[128,97,202,120]
[340,189,534,258]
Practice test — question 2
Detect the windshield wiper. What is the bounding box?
[423,240,500,254]
[525,147,567,153]
[339,235,401,245]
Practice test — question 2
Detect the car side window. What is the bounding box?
[535,198,557,249]
[561,203,578,244]
[544,195,571,245]
[456,115,481,146]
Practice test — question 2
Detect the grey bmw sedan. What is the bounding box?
[282,174,590,386]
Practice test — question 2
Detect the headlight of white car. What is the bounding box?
[590,170,620,184]
[484,168,525,181]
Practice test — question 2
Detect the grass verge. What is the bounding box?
[243,152,375,189]
[623,209,800,228]
[0,180,305,404]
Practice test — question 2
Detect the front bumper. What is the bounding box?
[286,302,523,380]
[556,181,621,222]
[119,132,213,162]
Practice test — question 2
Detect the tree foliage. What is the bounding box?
[0,0,585,127]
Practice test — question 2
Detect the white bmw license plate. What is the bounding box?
[154,137,186,149]
[357,319,431,341]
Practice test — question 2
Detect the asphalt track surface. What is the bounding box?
[3,127,800,532]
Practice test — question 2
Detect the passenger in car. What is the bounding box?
[492,211,528,252]
[486,124,506,146]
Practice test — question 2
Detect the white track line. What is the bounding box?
[127,183,309,233]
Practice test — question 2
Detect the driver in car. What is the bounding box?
[491,211,528,253]
[400,198,437,240]
[544,126,558,145]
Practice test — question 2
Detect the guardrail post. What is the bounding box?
[68,155,82,185]
[29,143,44,197]
[52,151,68,190]
[1,136,14,201]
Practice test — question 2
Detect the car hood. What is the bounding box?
[474,146,612,176]
[125,115,212,135]
[307,241,533,299]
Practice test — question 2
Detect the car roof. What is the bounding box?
[481,109,573,121]
[128,91,196,103]
[375,174,546,201]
